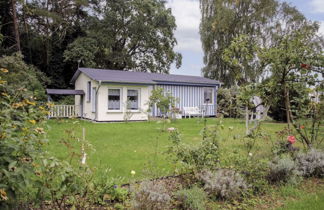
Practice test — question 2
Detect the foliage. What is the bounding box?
[200,0,278,86]
[1,0,181,89]
[148,87,178,117]
[0,53,48,100]
[0,66,48,208]
[64,0,181,74]
[295,149,324,178]
[131,181,171,210]
[167,121,220,172]
[175,186,207,210]
[217,87,242,118]
[267,156,300,184]
[198,169,248,200]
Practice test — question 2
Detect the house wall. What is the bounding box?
[75,73,98,120]
[96,83,150,121]
[154,84,219,116]
[75,73,150,121]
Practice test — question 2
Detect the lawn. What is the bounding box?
[46,118,286,180]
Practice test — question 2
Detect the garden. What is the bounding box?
[1,0,324,209]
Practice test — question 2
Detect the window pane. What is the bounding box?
[127,90,138,110]
[204,88,213,103]
[92,87,96,112]
[87,81,91,102]
[108,89,120,110]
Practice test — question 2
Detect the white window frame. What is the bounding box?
[108,88,122,112]
[126,88,140,111]
[87,81,91,102]
[91,87,96,113]
[203,87,214,105]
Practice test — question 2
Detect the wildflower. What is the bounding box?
[12,102,23,108]
[131,170,136,176]
[0,132,6,139]
[0,68,8,73]
[24,99,36,106]
[248,152,253,157]
[34,127,45,134]
[167,127,176,132]
[287,135,296,144]
[39,106,45,110]
[0,80,7,85]
[29,120,36,125]
[229,126,234,131]
[0,189,8,201]
[1,92,8,97]
[300,125,305,129]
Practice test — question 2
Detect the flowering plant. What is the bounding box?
[287,135,296,144]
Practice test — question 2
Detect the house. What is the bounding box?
[47,68,220,122]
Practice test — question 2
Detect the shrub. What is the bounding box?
[167,122,220,172]
[296,149,324,178]
[175,186,207,210]
[132,181,171,210]
[267,156,300,184]
[198,169,248,200]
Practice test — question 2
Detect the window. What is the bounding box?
[127,89,139,110]
[91,87,96,112]
[108,89,121,110]
[87,81,91,102]
[204,88,214,104]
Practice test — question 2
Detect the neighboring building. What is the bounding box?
[47,68,220,122]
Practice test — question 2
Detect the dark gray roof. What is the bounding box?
[46,89,85,95]
[70,68,220,86]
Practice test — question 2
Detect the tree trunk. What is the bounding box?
[11,0,21,52]
[284,82,291,127]
[245,105,249,135]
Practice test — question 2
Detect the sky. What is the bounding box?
[166,0,324,76]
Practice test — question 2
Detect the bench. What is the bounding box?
[183,107,204,118]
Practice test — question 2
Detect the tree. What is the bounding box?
[200,0,277,87]
[64,0,182,73]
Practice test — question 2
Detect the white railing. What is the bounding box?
[49,105,81,118]
[200,104,216,116]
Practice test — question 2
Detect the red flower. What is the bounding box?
[287,135,296,144]
[300,125,305,129]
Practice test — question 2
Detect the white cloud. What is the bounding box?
[166,0,203,53]
[310,0,324,13]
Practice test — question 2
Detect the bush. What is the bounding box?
[267,156,300,184]
[296,149,324,178]
[175,186,207,210]
[132,181,171,210]
[198,169,248,200]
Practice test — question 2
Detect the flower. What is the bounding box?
[167,127,176,132]
[0,68,8,73]
[300,125,305,129]
[131,170,136,176]
[248,152,253,157]
[34,127,45,134]
[229,126,234,131]
[24,99,36,106]
[287,135,296,144]
[12,102,23,108]
[1,92,8,97]
[0,189,8,201]
[29,120,36,125]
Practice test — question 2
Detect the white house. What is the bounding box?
[47,68,220,122]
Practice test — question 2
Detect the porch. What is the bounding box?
[46,89,84,118]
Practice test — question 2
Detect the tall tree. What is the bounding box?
[64,0,182,73]
[11,0,20,52]
[200,0,278,86]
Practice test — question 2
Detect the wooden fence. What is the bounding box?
[49,105,81,118]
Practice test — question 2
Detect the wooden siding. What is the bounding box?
[153,85,218,117]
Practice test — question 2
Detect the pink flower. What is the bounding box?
[167,127,176,132]
[287,135,296,144]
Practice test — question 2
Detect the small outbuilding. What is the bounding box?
[49,68,220,122]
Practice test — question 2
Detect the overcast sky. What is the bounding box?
[166,0,324,76]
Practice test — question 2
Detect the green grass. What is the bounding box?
[46,118,286,180]
[277,191,324,210]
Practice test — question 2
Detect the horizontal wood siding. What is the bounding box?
[154,85,218,117]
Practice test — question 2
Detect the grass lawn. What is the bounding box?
[46,118,287,180]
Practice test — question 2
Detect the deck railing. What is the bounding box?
[49,105,81,118]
